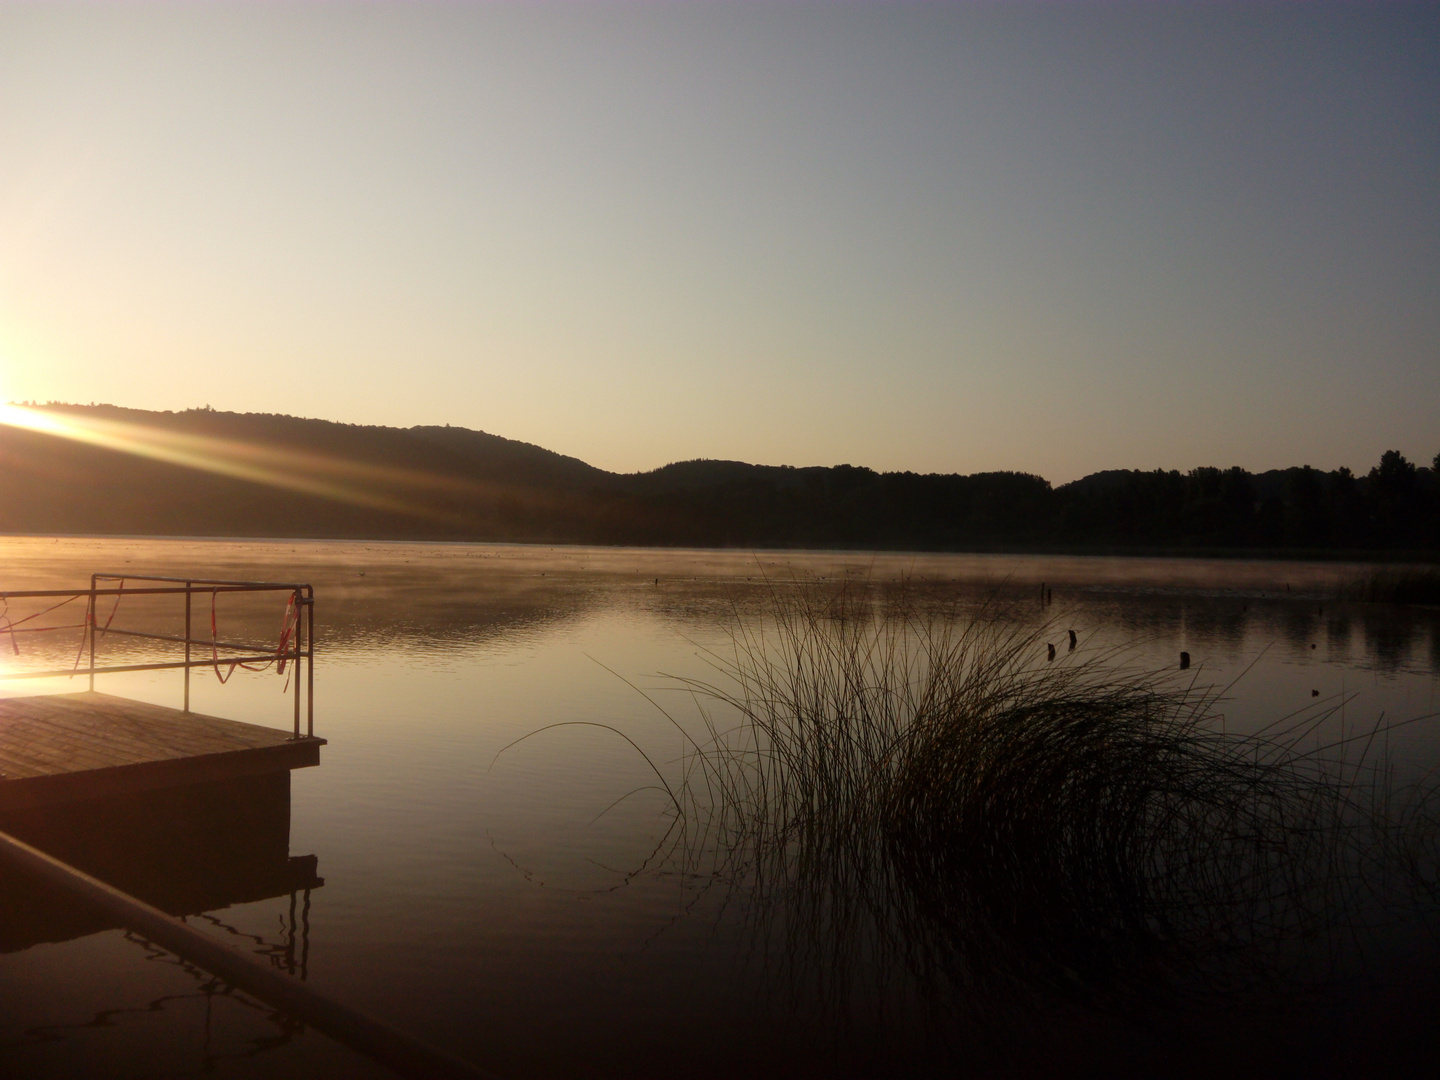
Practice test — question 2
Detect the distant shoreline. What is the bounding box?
[2,404,1436,559]
[2,531,1436,566]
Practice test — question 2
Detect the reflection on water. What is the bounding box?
[637,581,1440,1076]
[8,930,307,1075]
[0,774,317,954]
[0,771,386,1078]
[0,538,1436,1077]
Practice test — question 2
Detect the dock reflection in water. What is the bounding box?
[0,773,320,956]
[0,774,384,1078]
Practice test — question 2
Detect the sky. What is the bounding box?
[0,1,1436,484]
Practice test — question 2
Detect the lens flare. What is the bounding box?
[0,403,483,521]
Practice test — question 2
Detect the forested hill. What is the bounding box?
[0,404,1435,553]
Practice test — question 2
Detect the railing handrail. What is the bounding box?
[96,573,316,593]
[0,575,315,740]
[1,586,308,598]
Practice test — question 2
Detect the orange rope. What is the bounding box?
[0,592,86,634]
[71,579,122,674]
[0,599,17,656]
[210,589,296,685]
[98,578,125,635]
[276,593,299,675]
[210,589,244,683]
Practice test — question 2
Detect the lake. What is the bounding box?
[2,537,1438,1077]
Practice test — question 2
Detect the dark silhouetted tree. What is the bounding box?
[1368,451,1421,546]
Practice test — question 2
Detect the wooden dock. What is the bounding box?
[0,691,324,812]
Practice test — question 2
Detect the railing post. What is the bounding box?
[184,583,192,713]
[306,594,314,739]
[292,593,301,739]
[87,574,96,692]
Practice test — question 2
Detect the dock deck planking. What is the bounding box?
[0,691,324,811]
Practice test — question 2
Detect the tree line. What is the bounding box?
[0,404,1434,555]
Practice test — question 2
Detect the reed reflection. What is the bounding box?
[646,580,1440,1074]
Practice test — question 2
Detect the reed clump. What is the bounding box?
[664,579,1430,1003]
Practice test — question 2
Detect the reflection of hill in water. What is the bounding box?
[1068,589,1438,672]
[320,586,594,657]
[0,537,1432,676]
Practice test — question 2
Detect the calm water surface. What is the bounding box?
[1,538,1438,1077]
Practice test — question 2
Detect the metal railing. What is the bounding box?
[0,575,315,739]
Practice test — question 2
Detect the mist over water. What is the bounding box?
[1,538,1437,1077]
